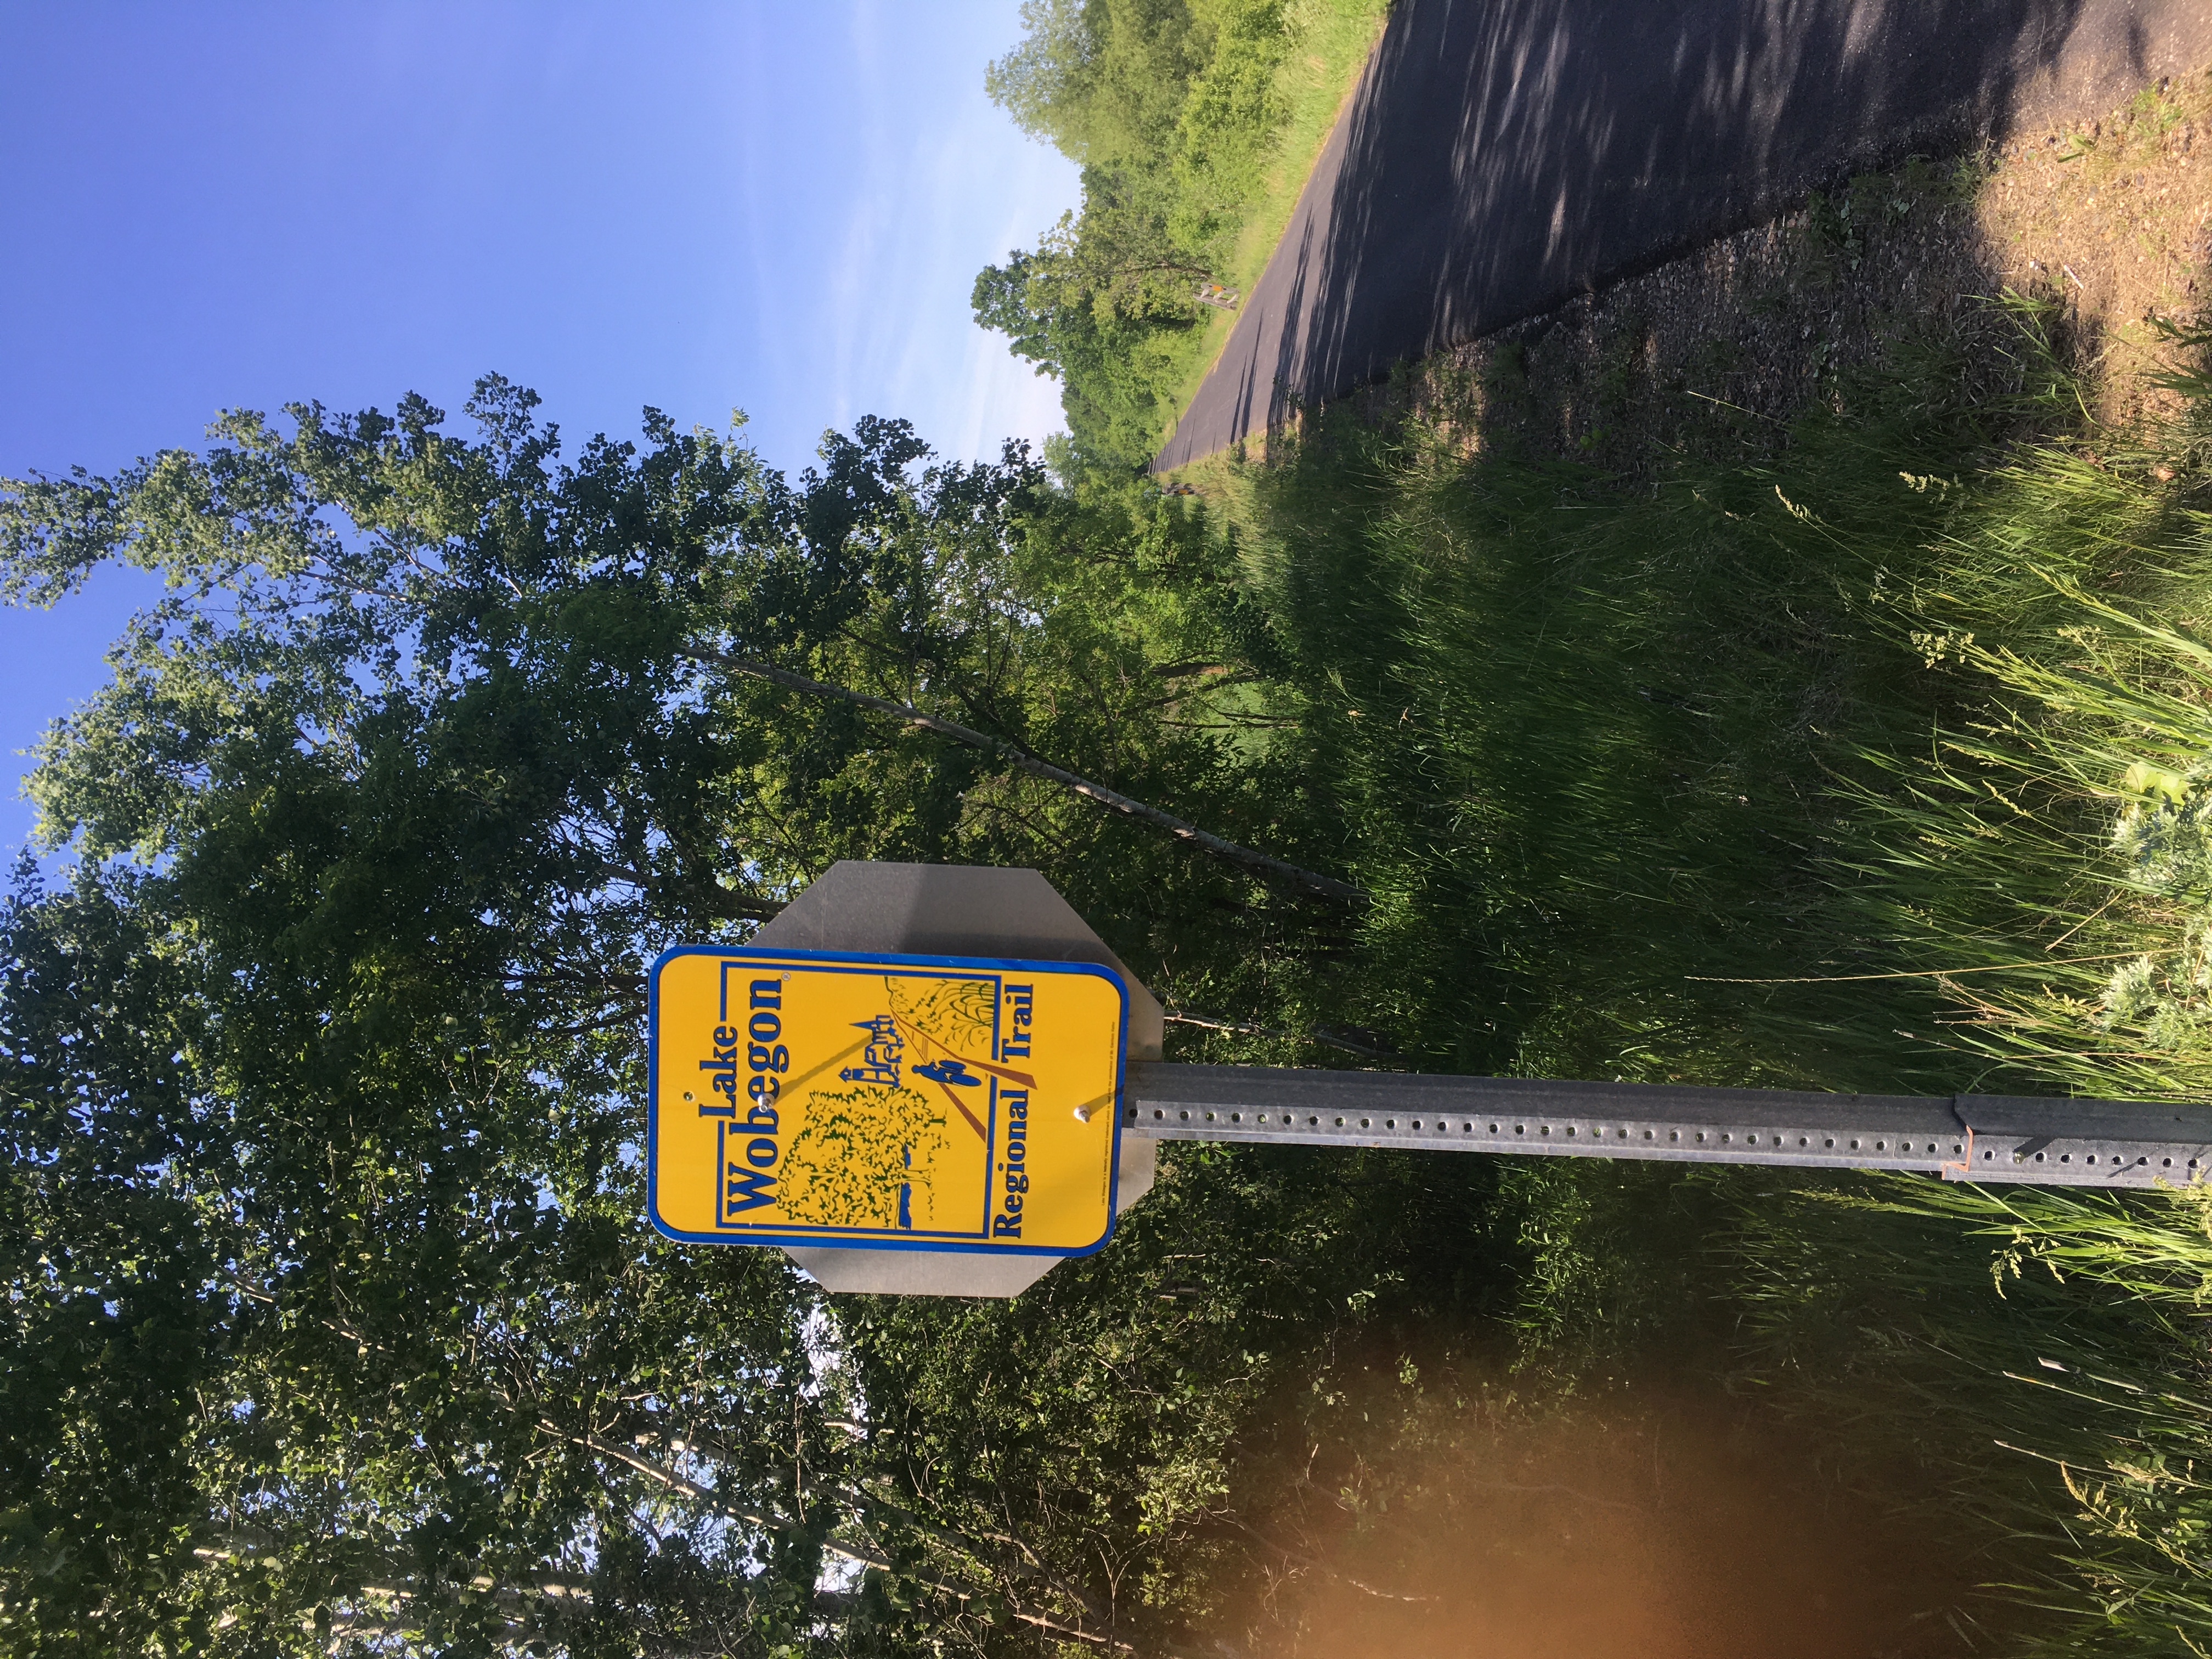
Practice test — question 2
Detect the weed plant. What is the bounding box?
[1205,304,2212,1649]
[1724,1176,2212,1655]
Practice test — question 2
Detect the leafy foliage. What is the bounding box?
[0,381,1364,1655]
[975,0,1386,468]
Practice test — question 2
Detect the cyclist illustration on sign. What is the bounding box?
[913,1058,981,1088]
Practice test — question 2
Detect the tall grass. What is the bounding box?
[1726,1177,2212,1655]
[1225,302,2083,1090]
[1214,306,2212,1649]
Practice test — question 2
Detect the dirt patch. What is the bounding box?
[1317,69,2212,472]
[1979,75,2212,426]
[1205,1379,2001,1659]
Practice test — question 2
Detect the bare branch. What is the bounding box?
[1213,1515,1435,1603]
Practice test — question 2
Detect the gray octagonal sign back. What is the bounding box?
[746,861,1161,1297]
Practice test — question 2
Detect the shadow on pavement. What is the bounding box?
[1156,0,2191,470]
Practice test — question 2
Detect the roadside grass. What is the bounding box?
[1185,238,2212,1650]
[1725,1175,2212,1657]
[1978,69,2212,431]
[1217,300,2083,1091]
[1154,0,1391,438]
[1204,77,2212,1100]
[1103,63,2212,1655]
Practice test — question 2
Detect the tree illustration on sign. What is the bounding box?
[778,1082,953,1230]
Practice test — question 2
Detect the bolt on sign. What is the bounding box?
[648,946,1130,1259]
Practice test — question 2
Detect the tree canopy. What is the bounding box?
[0,381,1372,1656]
[975,0,1329,467]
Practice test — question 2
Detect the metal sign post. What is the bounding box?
[646,862,2212,1297]
[1122,1064,2212,1186]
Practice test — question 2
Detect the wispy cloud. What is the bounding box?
[806,0,1077,465]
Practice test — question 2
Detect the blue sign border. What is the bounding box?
[646,943,1129,1257]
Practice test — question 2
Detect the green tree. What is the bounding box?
[977,0,1311,466]
[986,0,1210,170]
[0,379,1357,1655]
[973,190,1217,465]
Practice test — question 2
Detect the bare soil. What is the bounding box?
[1364,69,2212,470]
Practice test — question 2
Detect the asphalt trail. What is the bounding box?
[1154,0,2212,471]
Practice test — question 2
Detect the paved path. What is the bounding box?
[1154,0,2212,471]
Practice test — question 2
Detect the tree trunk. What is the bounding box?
[689,648,1367,906]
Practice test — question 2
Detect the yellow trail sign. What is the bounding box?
[648,947,1128,1256]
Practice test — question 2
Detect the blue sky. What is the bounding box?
[0,1,1077,851]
